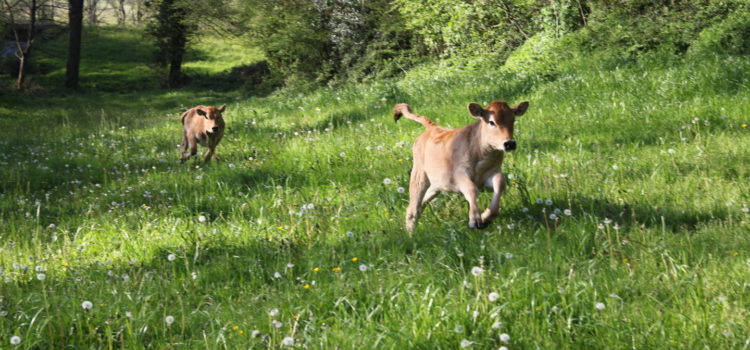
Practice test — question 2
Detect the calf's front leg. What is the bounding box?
[481,172,506,222]
[455,173,484,229]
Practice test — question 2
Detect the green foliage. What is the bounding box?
[689,5,750,56]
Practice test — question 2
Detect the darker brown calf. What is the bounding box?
[180,105,226,163]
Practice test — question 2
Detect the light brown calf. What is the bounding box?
[394,100,529,232]
[180,105,226,163]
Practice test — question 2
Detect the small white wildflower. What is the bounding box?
[491,321,503,329]
[488,292,500,302]
[471,266,484,277]
[282,336,295,346]
[505,252,514,259]
[167,254,176,261]
[667,148,676,154]
[125,311,133,318]
[506,224,514,230]
[383,178,392,185]
[10,336,21,345]
[165,315,175,325]
[359,264,368,272]
[198,215,206,223]
[274,272,282,279]
[339,152,346,157]
[251,330,261,337]
[603,218,612,225]
[612,165,619,170]
[272,320,283,328]
[286,263,294,268]
[460,339,473,348]
[595,302,606,310]
[191,272,198,280]
[268,308,279,317]
[499,333,510,343]
[499,347,509,350]
[597,223,605,229]
[81,301,93,310]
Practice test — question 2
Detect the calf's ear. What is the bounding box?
[218,105,226,113]
[196,108,208,118]
[468,103,485,119]
[513,101,529,116]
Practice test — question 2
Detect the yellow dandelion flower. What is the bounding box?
[232,325,239,331]
[622,258,629,263]
[313,267,320,272]
[351,257,358,262]
[303,284,310,289]
[277,226,284,230]
[742,123,748,128]
[731,251,739,256]
[62,262,69,267]
[292,315,300,319]
[239,330,244,335]
[332,267,342,272]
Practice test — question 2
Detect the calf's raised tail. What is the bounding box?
[393,103,436,128]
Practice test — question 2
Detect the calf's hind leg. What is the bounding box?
[181,137,198,163]
[405,168,430,233]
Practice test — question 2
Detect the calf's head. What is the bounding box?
[468,101,529,151]
[196,105,226,134]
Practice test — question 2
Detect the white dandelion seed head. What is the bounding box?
[522,207,529,213]
[499,333,510,343]
[339,152,346,157]
[198,215,206,223]
[471,266,484,277]
[488,292,500,302]
[346,231,355,238]
[125,311,133,318]
[603,218,612,225]
[36,273,46,281]
[612,165,619,170]
[165,315,175,325]
[595,302,606,310]
[564,209,572,216]
[505,252,514,259]
[286,263,294,268]
[359,264,368,272]
[536,198,543,204]
[667,148,676,154]
[454,325,464,333]
[81,301,93,310]
[545,199,553,206]
[383,178,392,185]
[553,208,561,214]
[499,347,509,350]
[251,330,261,338]
[272,320,283,328]
[492,321,503,329]
[274,272,282,279]
[549,213,558,220]
[282,336,295,346]
[191,272,198,280]
[10,336,21,345]
[167,254,176,261]
[268,308,279,317]
[397,187,405,193]
[0,311,8,317]
[460,339,473,347]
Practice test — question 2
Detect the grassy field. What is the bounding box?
[0,28,749,349]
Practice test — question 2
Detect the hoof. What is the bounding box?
[469,220,486,229]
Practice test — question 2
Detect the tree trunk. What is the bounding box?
[66,0,83,90]
[168,42,184,87]
[117,0,126,25]
[14,0,36,90]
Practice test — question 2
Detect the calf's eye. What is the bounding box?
[488,120,496,127]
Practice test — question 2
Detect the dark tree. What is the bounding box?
[65,0,83,89]
[148,0,193,88]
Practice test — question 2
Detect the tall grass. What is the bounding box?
[0,28,748,349]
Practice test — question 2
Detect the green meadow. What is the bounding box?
[0,26,749,349]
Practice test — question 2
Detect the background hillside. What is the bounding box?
[0,0,749,348]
